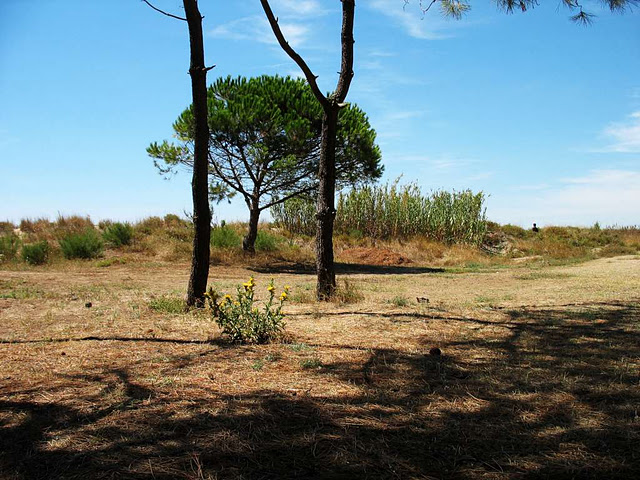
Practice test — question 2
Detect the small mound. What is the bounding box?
[481,231,513,255]
[339,247,413,266]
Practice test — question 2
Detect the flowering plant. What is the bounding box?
[205,277,289,344]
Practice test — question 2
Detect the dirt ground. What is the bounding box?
[1,255,639,479]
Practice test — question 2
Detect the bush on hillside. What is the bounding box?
[21,241,49,265]
[255,230,281,252]
[0,234,21,262]
[211,224,242,249]
[59,228,104,259]
[103,222,134,247]
[0,222,15,235]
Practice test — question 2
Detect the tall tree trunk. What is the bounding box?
[316,107,339,299]
[183,0,211,308]
[260,0,354,300]
[243,203,260,254]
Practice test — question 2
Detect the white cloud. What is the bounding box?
[368,0,459,40]
[209,16,310,48]
[368,49,396,58]
[489,169,640,227]
[427,155,476,170]
[601,111,640,153]
[271,0,328,17]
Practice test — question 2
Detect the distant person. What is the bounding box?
[532,223,539,232]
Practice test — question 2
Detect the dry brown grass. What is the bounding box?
[1,253,639,479]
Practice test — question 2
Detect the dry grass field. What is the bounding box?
[1,252,639,479]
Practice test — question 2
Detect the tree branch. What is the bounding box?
[334,0,356,104]
[208,152,249,198]
[259,0,330,110]
[141,0,187,21]
[259,185,317,212]
[418,0,439,15]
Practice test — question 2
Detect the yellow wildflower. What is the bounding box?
[280,291,288,301]
[224,294,232,302]
[243,277,255,291]
[267,285,276,293]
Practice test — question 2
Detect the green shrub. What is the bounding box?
[390,295,410,307]
[210,224,241,249]
[0,234,21,262]
[206,277,288,344]
[21,241,49,265]
[103,222,133,247]
[59,228,104,259]
[255,230,281,252]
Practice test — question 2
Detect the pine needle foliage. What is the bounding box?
[149,75,382,252]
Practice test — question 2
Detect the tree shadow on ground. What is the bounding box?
[1,301,638,479]
[0,336,223,346]
[249,260,444,275]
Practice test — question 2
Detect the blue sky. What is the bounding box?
[1,0,638,227]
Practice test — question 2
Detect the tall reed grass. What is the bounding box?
[270,197,316,237]
[272,181,488,245]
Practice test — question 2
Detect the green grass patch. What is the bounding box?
[389,295,411,307]
[0,286,46,300]
[515,272,575,280]
[95,257,127,268]
[148,295,185,314]
[289,343,312,352]
[300,357,323,369]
